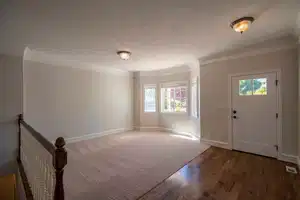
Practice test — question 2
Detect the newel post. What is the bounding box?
[53,137,67,200]
[17,114,23,161]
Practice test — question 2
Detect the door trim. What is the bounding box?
[228,69,282,159]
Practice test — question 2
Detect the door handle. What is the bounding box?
[232,110,237,114]
[232,116,237,119]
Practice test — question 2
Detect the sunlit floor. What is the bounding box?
[140,147,300,200]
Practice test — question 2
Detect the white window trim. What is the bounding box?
[159,81,188,114]
[191,77,199,119]
[143,84,157,113]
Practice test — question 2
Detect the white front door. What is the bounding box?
[231,72,278,158]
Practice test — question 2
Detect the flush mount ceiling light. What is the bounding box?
[117,50,131,60]
[230,17,255,34]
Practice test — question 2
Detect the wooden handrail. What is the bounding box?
[17,159,34,200]
[18,115,21,161]
[18,114,55,155]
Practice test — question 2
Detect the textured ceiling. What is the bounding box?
[0,0,299,70]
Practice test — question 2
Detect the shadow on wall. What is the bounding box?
[0,119,19,176]
[161,115,200,137]
[0,160,17,176]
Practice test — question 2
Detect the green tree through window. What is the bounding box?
[239,78,267,96]
[239,79,254,95]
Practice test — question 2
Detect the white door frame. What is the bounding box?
[228,69,282,158]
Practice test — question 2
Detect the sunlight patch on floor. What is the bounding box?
[170,134,199,141]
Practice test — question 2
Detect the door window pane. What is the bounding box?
[239,78,268,96]
[253,78,267,95]
[239,79,252,96]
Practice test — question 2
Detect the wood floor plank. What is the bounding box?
[140,147,300,200]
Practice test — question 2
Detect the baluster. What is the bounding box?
[53,137,67,200]
[18,114,23,161]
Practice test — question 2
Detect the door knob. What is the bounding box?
[232,116,237,119]
[233,110,237,114]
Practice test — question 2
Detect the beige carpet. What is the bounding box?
[64,131,209,200]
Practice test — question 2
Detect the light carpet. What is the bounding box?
[64,131,209,200]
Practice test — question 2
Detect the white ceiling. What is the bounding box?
[0,0,299,71]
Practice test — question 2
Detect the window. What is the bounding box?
[239,78,267,96]
[161,83,187,113]
[239,79,252,96]
[144,85,156,112]
[191,78,198,118]
[253,78,267,95]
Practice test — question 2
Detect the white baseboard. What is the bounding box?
[279,153,298,164]
[137,126,165,132]
[66,126,194,143]
[200,139,231,150]
[65,127,133,143]
[162,128,172,132]
[135,126,199,137]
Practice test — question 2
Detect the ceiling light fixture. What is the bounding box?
[230,17,254,34]
[117,50,131,60]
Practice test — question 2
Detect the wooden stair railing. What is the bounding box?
[17,114,67,200]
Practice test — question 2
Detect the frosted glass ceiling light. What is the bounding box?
[117,50,131,60]
[230,17,254,34]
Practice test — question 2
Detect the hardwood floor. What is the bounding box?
[139,147,300,200]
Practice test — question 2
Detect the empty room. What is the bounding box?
[0,1,299,200]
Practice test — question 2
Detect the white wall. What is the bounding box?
[23,60,133,141]
[0,54,23,175]
[200,36,298,155]
[135,66,200,136]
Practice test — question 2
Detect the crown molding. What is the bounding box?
[200,44,297,66]
[139,70,191,77]
[139,66,192,77]
[23,48,129,76]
